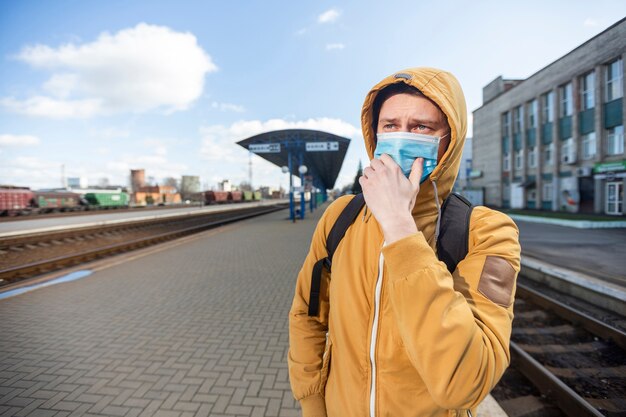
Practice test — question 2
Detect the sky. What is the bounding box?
[1,1,625,192]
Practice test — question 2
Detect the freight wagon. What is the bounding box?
[0,187,34,216]
[83,191,129,207]
[35,191,82,213]
[203,191,231,204]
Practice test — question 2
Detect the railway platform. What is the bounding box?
[0,201,509,417]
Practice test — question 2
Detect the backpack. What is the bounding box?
[307,192,474,317]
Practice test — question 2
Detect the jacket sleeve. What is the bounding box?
[382,206,520,410]
[288,196,352,417]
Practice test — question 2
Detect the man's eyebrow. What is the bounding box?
[379,116,441,125]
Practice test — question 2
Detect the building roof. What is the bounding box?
[237,129,351,190]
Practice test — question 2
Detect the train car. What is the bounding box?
[243,191,254,201]
[83,191,129,208]
[34,191,82,213]
[230,191,243,203]
[0,188,35,216]
[204,190,231,204]
[254,191,262,201]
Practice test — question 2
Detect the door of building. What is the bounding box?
[606,181,623,215]
[511,183,524,209]
[578,177,595,214]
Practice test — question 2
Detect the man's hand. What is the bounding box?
[359,154,424,243]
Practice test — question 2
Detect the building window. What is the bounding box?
[542,91,554,123]
[515,150,523,170]
[559,82,573,117]
[582,132,596,160]
[514,106,523,133]
[606,181,623,215]
[607,125,624,155]
[502,112,511,136]
[543,182,553,201]
[503,153,510,172]
[528,99,538,128]
[606,58,624,102]
[544,143,553,165]
[561,138,576,164]
[528,147,537,168]
[580,71,595,110]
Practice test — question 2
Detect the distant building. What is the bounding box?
[180,175,201,201]
[67,177,88,189]
[219,180,232,192]
[472,18,625,215]
[134,185,181,205]
[455,136,473,191]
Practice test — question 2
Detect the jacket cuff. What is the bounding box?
[300,394,327,417]
[382,232,438,280]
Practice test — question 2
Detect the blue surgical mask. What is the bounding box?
[374,131,445,182]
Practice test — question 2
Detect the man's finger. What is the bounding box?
[408,158,424,188]
[379,153,397,168]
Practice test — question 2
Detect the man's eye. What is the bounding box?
[413,125,429,131]
[383,123,395,129]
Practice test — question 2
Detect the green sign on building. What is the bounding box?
[593,160,626,173]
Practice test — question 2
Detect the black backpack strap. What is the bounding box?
[308,194,365,317]
[436,193,474,273]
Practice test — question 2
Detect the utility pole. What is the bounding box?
[248,151,253,190]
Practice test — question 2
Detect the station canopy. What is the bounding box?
[237,129,351,190]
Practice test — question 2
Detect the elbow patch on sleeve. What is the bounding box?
[478,256,516,307]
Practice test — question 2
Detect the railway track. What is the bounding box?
[493,282,626,417]
[0,203,288,286]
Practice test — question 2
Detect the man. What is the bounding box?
[288,67,521,417]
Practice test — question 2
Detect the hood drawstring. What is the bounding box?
[432,180,442,246]
[362,205,368,222]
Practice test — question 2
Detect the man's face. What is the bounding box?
[376,93,451,162]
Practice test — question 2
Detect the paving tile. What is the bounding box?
[0,208,321,417]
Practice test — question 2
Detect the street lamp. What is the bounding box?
[298,165,307,219]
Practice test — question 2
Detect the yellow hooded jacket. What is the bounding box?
[288,67,521,417]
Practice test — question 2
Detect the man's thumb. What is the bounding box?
[408,158,424,188]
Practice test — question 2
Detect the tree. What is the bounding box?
[351,160,363,194]
[163,177,180,191]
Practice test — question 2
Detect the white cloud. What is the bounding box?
[211,101,246,113]
[0,96,102,119]
[0,134,41,146]
[318,8,340,24]
[583,18,599,27]
[2,23,217,118]
[90,127,131,140]
[326,43,345,51]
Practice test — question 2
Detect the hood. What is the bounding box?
[361,67,467,219]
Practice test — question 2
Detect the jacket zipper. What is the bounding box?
[369,248,385,417]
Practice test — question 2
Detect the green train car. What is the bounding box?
[83,192,129,207]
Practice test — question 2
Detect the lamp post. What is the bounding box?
[298,164,307,220]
